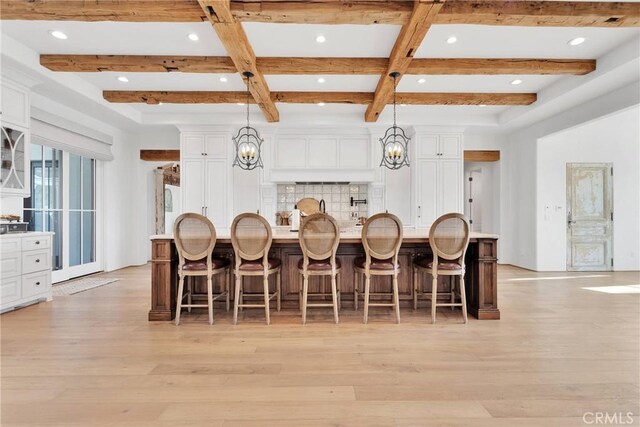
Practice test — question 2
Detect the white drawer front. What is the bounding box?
[22,250,51,274]
[22,271,52,299]
[0,276,21,304]
[0,237,21,254]
[23,235,51,251]
[0,252,21,278]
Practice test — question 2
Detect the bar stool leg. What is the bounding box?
[233,273,241,325]
[187,277,192,313]
[413,267,419,310]
[431,274,438,324]
[263,276,271,325]
[393,273,401,324]
[460,275,468,324]
[450,276,455,311]
[336,272,342,310]
[225,268,231,312]
[298,273,303,312]
[276,270,282,312]
[363,274,371,324]
[207,275,214,325]
[354,270,359,311]
[175,274,185,326]
[302,274,309,325]
[331,273,339,325]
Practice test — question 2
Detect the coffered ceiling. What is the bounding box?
[1,1,639,128]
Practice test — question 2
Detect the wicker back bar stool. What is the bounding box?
[231,213,281,325]
[353,213,403,324]
[298,213,341,324]
[413,213,470,323]
[173,213,230,325]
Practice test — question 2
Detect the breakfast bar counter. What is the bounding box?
[149,228,500,321]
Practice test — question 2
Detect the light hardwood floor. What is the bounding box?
[1,265,639,426]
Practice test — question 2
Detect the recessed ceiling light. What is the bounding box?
[315,35,326,43]
[117,76,129,83]
[400,104,407,107]
[479,104,487,107]
[317,102,325,106]
[219,77,228,82]
[511,79,523,85]
[568,37,586,46]
[188,33,199,41]
[158,102,164,106]
[417,78,426,84]
[446,36,457,44]
[237,102,245,106]
[49,30,68,40]
[317,77,325,83]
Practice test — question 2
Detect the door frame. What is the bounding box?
[566,162,613,272]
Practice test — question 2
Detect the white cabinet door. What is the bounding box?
[440,135,462,159]
[417,160,438,227]
[439,159,463,215]
[204,135,227,158]
[233,167,259,216]
[275,137,306,168]
[182,158,205,215]
[182,134,205,158]
[1,80,29,128]
[385,166,412,226]
[416,135,439,159]
[205,159,228,228]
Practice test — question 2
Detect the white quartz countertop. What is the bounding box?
[151,227,498,241]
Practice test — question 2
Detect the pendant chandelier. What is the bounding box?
[233,71,263,170]
[379,71,410,170]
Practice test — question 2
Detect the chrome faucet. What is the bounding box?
[319,199,326,213]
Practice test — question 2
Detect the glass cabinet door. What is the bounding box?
[1,126,26,191]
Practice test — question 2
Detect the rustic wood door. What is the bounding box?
[566,163,613,271]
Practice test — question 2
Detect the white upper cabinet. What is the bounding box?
[182,134,227,159]
[269,130,374,182]
[416,134,461,159]
[1,79,30,129]
[1,79,30,197]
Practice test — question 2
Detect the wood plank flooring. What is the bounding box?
[1,264,639,426]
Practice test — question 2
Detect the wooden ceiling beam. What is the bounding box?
[365,0,444,123]
[41,55,596,76]
[438,1,640,27]
[0,0,207,22]
[3,1,638,27]
[198,0,279,122]
[104,90,536,106]
[229,0,414,25]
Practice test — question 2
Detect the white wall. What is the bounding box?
[133,126,180,262]
[504,81,640,271]
[537,106,640,271]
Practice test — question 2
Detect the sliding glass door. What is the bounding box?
[24,143,101,282]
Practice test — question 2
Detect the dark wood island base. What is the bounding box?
[149,234,500,321]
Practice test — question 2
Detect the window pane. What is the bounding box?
[24,210,43,232]
[82,211,95,263]
[46,211,63,271]
[69,154,81,210]
[82,157,94,210]
[70,211,81,267]
[25,144,43,210]
[44,147,63,210]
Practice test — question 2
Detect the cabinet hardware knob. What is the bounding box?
[35,241,40,244]
[35,259,40,263]
[35,282,40,286]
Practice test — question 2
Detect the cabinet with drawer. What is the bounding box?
[0,232,53,313]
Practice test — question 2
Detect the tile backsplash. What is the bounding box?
[276,184,368,221]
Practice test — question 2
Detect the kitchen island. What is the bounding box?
[149,227,499,321]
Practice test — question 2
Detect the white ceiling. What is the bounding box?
[1,18,639,126]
